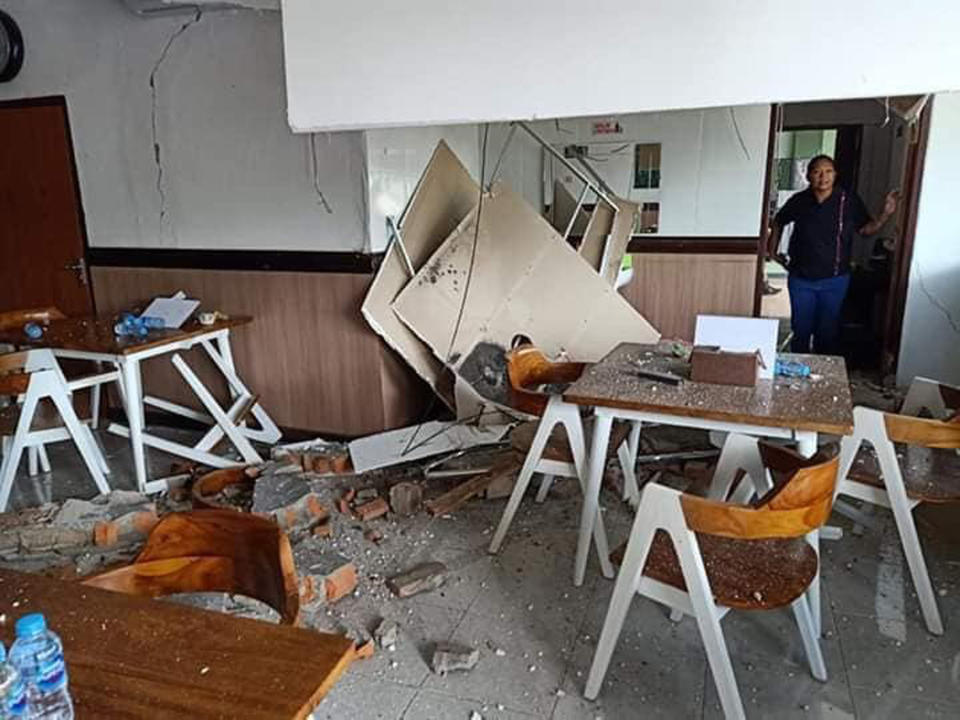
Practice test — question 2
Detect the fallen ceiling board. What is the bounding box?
[578,201,615,276]
[348,420,509,473]
[361,141,479,408]
[391,183,659,368]
[598,198,640,286]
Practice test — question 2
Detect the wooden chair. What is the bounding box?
[489,345,642,582]
[83,509,301,625]
[586,437,838,720]
[0,349,111,510]
[836,377,960,636]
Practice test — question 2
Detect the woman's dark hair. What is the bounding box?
[805,154,836,180]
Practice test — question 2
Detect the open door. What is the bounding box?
[0,97,94,316]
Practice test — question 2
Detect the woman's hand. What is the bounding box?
[882,190,900,219]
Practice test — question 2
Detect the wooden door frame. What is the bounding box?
[881,98,932,375]
[0,94,95,312]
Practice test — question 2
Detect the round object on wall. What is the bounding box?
[0,10,24,83]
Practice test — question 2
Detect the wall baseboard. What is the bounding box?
[87,247,383,274]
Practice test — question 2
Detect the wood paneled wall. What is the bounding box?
[619,253,758,339]
[90,267,430,436]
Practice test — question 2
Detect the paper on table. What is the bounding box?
[694,315,779,380]
[348,421,510,473]
[140,296,201,329]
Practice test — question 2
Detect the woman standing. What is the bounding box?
[769,155,898,354]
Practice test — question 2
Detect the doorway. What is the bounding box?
[0,96,94,316]
[758,97,929,373]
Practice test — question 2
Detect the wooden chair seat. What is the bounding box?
[0,400,65,435]
[510,419,631,463]
[613,530,818,611]
[850,445,960,503]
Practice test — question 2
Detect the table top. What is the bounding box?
[0,568,355,719]
[0,316,251,356]
[564,343,854,436]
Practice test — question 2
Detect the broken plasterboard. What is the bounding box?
[361,141,479,409]
[548,179,589,237]
[597,198,639,286]
[390,182,659,372]
[348,420,510,473]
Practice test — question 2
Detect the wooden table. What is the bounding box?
[0,569,354,719]
[563,343,854,633]
[0,317,281,493]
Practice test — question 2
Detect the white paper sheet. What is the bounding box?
[694,315,779,380]
[140,296,201,329]
[348,421,510,473]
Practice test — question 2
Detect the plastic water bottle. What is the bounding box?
[775,359,811,378]
[0,643,27,718]
[22,323,43,340]
[9,614,73,720]
[113,312,164,338]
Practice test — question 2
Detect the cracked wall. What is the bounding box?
[897,92,960,386]
[0,0,368,252]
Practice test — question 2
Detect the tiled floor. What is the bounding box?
[5,429,960,719]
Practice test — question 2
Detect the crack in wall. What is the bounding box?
[916,264,960,335]
[308,133,334,214]
[150,8,203,237]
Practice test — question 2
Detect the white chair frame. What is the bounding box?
[0,350,111,510]
[836,393,950,636]
[586,436,828,720]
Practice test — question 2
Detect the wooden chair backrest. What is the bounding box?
[883,413,960,449]
[680,443,838,540]
[505,345,586,416]
[83,509,301,625]
[0,307,66,332]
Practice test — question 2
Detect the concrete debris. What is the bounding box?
[355,488,380,504]
[251,471,310,514]
[431,642,479,675]
[300,550,357,606]
[354,497,389,522]
[93,510,159,548]
[373,619,399,650]
[54,491,153,528]
[388,481,422,516]
[386,561,447,598]
[266,493,328,532]
[470,712,483,720]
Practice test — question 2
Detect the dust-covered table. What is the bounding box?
[0,568,354,719]
[563,342,854,633]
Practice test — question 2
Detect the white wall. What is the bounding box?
[282,0,960,132]
[897,93,960,386]
[0,0,367,252]
[365,105,769,250]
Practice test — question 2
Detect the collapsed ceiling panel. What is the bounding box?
[391,182,659,374]
[360,141,479,407]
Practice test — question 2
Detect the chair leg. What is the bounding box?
[489,413,558,554]
[47,389,111,497]
[866,420,945,636]
[82,425,111,476]
[37,444,51,474]
[0,393,40,512]
[680,545,745,720]
[585,515,657,700]
[617,440,640,508]
[90,382,102,430]
[535,474,554,503]
[790,596,827,681]
[572,410,614,584]
[27,446,39,477]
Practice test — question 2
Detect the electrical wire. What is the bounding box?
[400,123,491,458]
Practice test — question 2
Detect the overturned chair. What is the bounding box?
[84,509,301,625]
[836,376,960,636]
[488,344,642,583]
[586,437,838,720]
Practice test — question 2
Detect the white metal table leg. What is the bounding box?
[796,431,821,637]
[120,359,148,493]
[576,411,613,587]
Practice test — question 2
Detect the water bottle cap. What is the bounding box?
[15,613,47,637]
